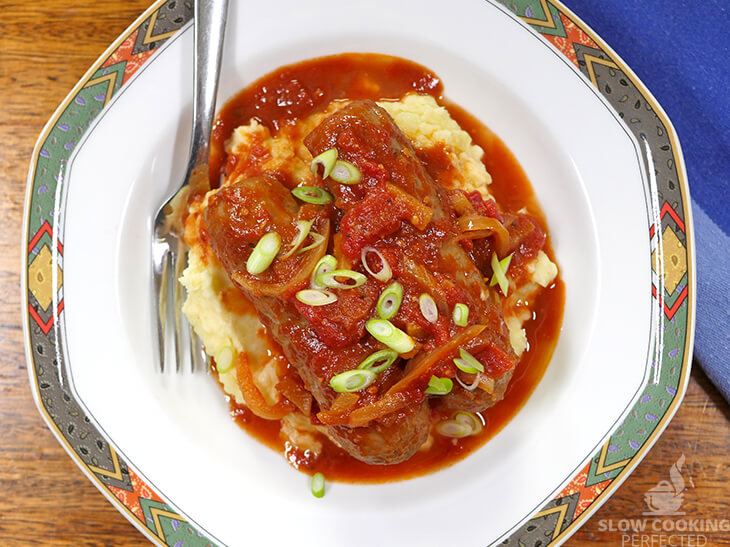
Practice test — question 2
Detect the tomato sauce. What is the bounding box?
[210,53,564,483]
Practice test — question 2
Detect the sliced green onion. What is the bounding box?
[452,303,469,327]
[311,254,337,288]
[215,346,235,373]
[330,160,361,184]
[490,252,513,296]
[329,369,376,392]
[376,282,403,319]
[366,319,415,353]
[453,347,485,374]
[291,186,333,204]
[436,411,483,438]
[454,411,484,435]
[424,375,453,395]
[280,220,313,259]
[316,269,367,290]
[311,472,326,498]
[435,420,472,438]
[296,289,337,306]
[361,246,392,282]
[296,232,326,254]
[419,293,438,323]
[246,232,281,275]
[310,148,338,179]
[357,349,398,374]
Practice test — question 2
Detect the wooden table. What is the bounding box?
[1,1,728,545]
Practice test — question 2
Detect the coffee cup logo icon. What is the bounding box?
[643,454,686,516]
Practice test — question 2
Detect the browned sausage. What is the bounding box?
[305,100,516,413]
[205,175,430,464]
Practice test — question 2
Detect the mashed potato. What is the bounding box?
[181,93,556,448]
[380,95,492,199]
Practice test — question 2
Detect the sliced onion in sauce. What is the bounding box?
[454,371,481,391]
[280,220,313,259]
[418,293,438,323]
[361,247,392,282]
[296,232,326,255]
[458,215,510,256]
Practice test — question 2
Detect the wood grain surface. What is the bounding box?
[1,1,728,545]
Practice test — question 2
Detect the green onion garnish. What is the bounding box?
[357,349,398,374]
[361,246,392,282]
[330,160,361,184]
[490,252,513,296]
[215,346,235,373]
[280,220,313,259]
[376,281,403,319]
[366,319,415,353]
[436,411,483,438]
[419,293,438,323]
[452,303,469,327]
[296,232,326,254]
[424,375,453,395]
[291,186,333,204]
[310,148,338,179]
[454,411,484,435]
[311,254,337,288]
[246,232,281,275]
[435,420,472,438]
[316,269,367,290]
[311,472,326,498]
[296,289,337,306]
[453,347,485,374]
[329,369,376,392]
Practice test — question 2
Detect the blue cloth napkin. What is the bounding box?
[566,0,730,401]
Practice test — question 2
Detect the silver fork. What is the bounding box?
[152,0,229,372]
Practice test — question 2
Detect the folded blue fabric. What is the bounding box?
[566,0,730,401]
[693,207,730,400]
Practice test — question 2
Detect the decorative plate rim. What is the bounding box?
[21,0,695,545]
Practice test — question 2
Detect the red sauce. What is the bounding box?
[210,53,565,483]
[210,54,442,184]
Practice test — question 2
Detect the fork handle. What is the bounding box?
[185,0,229,190]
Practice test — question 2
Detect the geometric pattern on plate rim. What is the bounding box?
[21,0,694,545]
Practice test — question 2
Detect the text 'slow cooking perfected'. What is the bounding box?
[180,53,564,483]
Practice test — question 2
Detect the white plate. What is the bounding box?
[24,0,694,545]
